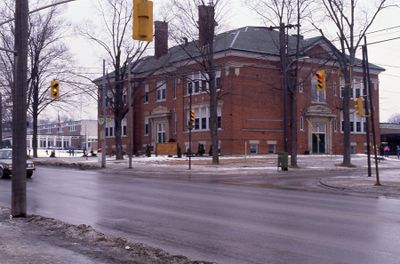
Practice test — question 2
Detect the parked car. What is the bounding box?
[0,149,35,179]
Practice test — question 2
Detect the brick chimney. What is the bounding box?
[154,21,168,58]
[198,5,215,47]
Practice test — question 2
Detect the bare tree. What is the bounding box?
[247,0,312,167]
[79,0,147,160]
[319,0,394,166]
[387,113,400,124]
[27,6,78,157]
[168,0,228,165]
[0,1,85,157]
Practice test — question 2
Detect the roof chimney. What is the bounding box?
[198,5,215,47]
[154,21,168,58]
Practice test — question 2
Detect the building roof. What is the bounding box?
[380,123,400,135]
[132,26,384,75]
[94,26,384,82]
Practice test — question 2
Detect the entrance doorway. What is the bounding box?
[312,133,326,154]
[156,122,166,144]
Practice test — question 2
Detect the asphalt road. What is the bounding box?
[0,167,399,264]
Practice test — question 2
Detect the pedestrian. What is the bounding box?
[384,145,390,157]
[72,147,75,157]
[396,145,400,159]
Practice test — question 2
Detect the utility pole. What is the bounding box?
[362,44,372,178]
[280,23,288,153]
[127,60,133,169]
[0,93,3,149]
[12,0,29,217]
[188,87,193,170]
[363,37,380,186]
[101,60,107,168]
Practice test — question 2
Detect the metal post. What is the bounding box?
[127,60,133,169]
[101,60,106,168]
[188,87,192,170]
[362,44,371,177]
[0,93,2,149]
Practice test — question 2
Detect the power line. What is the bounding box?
[326,25,400,44]
[367,36,400,46]
[374,63,400,69]
[367,25,400,35]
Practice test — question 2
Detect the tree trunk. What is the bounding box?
[206,10,218,165]
[114,112,123,159]
[113,56,124,160]
[209,68,219,165]
[32,88,38,158]
[32,75,39,158]
[290,4,301,168]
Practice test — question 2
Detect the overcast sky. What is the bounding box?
[62,0,400,122]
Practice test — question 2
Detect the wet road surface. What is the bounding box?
[0,167,400,264]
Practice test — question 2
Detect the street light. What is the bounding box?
[285,56,309,73]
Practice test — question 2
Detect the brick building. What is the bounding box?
[24,119,98,151]
[99,13,383,156]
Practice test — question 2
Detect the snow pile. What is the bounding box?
[26,214,214,264]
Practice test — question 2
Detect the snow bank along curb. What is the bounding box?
[1,207,214,264]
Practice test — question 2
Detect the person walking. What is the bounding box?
[384,145,390,157]
[396,145,400,159]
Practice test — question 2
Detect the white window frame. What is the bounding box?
[333,117,337,132]
[122,118,127,136]
[156,82,166,102]
[340,111,366,134]
[267,140,277,154]
[311,74,326,103]
[106,119,115,138]
[249,140,259,155]
[144,84,149,104]
[173,78,177,99]
[144,117,149,136]
[298,79,304,93]
[189,105,222,132]
[300,116,304,131]
[187,71,210,95]
[156,123,166,144]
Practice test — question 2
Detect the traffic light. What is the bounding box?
[50,79,60,99]
[133,0,153,42]
[315,70,326,91]
[355,96,365,116]
[190,110,195,124]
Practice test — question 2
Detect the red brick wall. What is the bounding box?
[101,53,381,156]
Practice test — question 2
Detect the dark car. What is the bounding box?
[0,149,35,179]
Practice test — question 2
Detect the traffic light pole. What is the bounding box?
[101,60,107,168]
[127,60,133,169]
[188,88,192,170]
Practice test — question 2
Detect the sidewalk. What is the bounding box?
[0,207,212,264]
[33,153,400,198]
